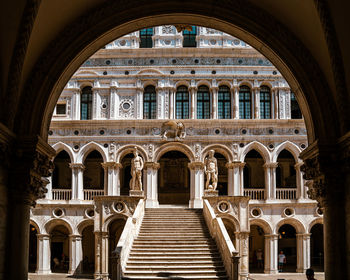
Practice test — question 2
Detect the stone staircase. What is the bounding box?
[123,207,228,279]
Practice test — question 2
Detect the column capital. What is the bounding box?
[69,163,85,170]
[144,162,160,169]
[101,162,122,170]
[294,162,304,169]
[296,233,311,239]
[226,161,245,169]
[263,162,278,169]
[69,234,82,240]
[264,233,279,240]
[188,161,205,170]
[37,233,50,239]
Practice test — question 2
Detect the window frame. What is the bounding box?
[239,85,252,119]
[140,28,154,48]
[197,85,211,119]
[81,86,93,120]
[175,85,190,119]
[260,85,271,119]
[183,26,197,47]
[143,85,157,119]
[218,85,231,119]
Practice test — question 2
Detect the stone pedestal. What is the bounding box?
[204,189,218,197]
[130,190,144,197]
[188,162,204,208]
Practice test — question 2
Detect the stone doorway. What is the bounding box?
[158,151,190,205]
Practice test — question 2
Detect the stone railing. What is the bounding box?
[203,199,239,280]
[52,189,72,200]
[276,188,297,199]
[83,189,104,200]
[243,188,265,200]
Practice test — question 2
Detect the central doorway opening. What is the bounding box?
[158,151,190,205]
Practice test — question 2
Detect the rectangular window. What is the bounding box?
[197,86,210,119]
[218,87,231,119]
[56,104,66,115]
[183,26,197,47]
[140,28,153,48]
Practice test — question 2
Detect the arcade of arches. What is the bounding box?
[0,1,350,280]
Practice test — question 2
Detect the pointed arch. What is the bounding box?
[116,144,148,163]
[202,144,234,162]
[275,218,306,234]
[154,142,195,162]
[52,142,75,163]
[240,141,271,163]
[77,141,107,163]
[273,141,301,163]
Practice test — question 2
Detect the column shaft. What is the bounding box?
[188,162,204,208]
[145,162,160,208]
[264,234,278,274]
[36,234,51,274]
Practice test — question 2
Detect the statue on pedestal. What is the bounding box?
[129,147,144,191]
[205,149,218,191]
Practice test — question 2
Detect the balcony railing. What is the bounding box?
[84,189,105,200]
[276,188,297,199]
[52,189,72,200]
[243,188,265,200]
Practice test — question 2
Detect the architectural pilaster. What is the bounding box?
[190,87,196,119]
[295,162,305,200]
[253,87,260,119]
[72,89,81,120]
[136,88,143,119]
[144,162,160,208]
[109,86,118,119]
[233,86,239,119]
[226,162,245,196]
[296,233,311,273]
[92,86,100,120]
[272,88,279,119]
[237,232,249,277]
[36,234,51,274]
[188,162,205,208]
[102,162,122,196]
[211,86,218,119]
[263,162,278,200]
[264,234,278,274]
[94,231,109,279]
[69,234,83,274]
[169,88,175,119]
[70,163,85,200]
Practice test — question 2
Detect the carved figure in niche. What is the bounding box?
[129,148,144,191]
[205,150,218,190]
[161,120,186,141]
[109,143,117,161]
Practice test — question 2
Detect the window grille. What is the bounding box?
[56,104,66,115]
[81,86,92,120]
[183,26,197,47]
[176,86,189,119]
[197,85,210,119]
[140,28,153,48]
[218,85,231,119]
[260,86,271,119]
[239,85,252,119]
[143,85,157,119]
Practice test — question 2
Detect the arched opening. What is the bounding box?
[82,225,95,274]
[310,223,324,271]
[244,150,265,199]
[158,151,190,205]
[278,224,297,272]
[215,152,228,195]
[50,225,70,273]
[120,153,134,195]
[83,150,104,199]
[52,150,72,200]
[28,224,38,273]
[222,219,236,246]
[249,225,265,273]
[276,150,297,200]
[108,219,127,277]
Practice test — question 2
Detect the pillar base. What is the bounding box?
[204,190,219,197]
[130,190,144,197]
[36,269,51,274]
[264,269,278,274]
[189,198,203,208]
[145,199,159,208]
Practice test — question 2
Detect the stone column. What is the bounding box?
[254,87,260,119]
[226,162,245,196]
[264,162,278,200]
[69,234,83,274]
[190,87,196,119]
[188,162,204,208]
[272,88,279,119]
[102,162,122,196]
[7,136,55,280]
[72,89,81,120]
[296,233,311,273]
[136,88,143,119]
[237,232,249,277]
[233,86,239,119]
[92,87,100,120]
[264,234,279,274]
[36,234,51,274]
[239,162,245,194]
[295,162,304,200]
[211,86,218,119]
[70,163,85,200]
[94,231,109,279]
[109,86,118,119]
[144,162,160,208]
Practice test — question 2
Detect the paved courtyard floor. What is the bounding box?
[29,272,325,280]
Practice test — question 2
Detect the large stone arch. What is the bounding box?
[308,217,324,234]
[44,218,74,235]
[102,214,129,233]
[240,141,271,163]
[77,219,94,236]
[202,144,234,162]
[15,1,343,145]
[250,218,273,235]
[77,141,107,163]
[52,142,75,163]
[219,214,241,233]
[116,144,148,163]
[274,218,306,235]
[29,219,41,234]
[272,141,302,163]
[154,142,195,162]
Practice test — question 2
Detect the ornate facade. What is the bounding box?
[29,26,323,279]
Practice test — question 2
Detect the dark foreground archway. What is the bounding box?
[1,1,349,280]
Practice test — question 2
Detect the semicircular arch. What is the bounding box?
[44,218,74,235]
[202,144,234,162]
[275,218,306,234]
[154,142,195,162]
[250,218,273,234]
[116,144,149,163]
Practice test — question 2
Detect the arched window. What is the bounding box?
[218,85,231,119]
[81,86,92,120]
[239,85,251,119]
[183,26,197,47]
[291,92,302,119]
[197,85,210,119]
[175,86,189,119]
[260,86,271,119]
[143,85,157,119]
[140,28,153,48]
